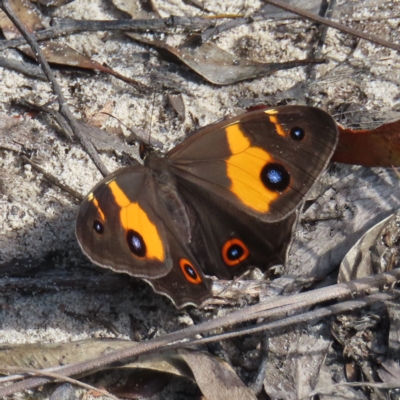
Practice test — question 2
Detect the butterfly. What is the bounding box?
[76,106,338,308]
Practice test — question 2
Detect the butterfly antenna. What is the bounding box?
[100,112,142,143]
[100,111,150,158]
[148,88,157,146]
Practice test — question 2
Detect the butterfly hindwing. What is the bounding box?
[178,184,298,280]
[146,229,212,307]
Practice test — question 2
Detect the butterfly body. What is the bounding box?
[76,106,338,307]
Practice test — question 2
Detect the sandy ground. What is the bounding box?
[0,0,399,398]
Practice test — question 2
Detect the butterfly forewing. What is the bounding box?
[168,106,338,223]
[76,164,212,307]
[76,166,173,279]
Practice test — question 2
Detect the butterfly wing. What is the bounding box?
[76,106,338,308]
[76,164,212,308]
[146,228,213,307]
[168,106,338,222]
[177,184,298,280]
[76,166,172,278]
[165,106,338,280]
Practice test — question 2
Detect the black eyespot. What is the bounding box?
[93,220,104,235]
[290,126,305,141]
[184,263,198,280]
[261,163,290,192]
[227,244,244,261]
[126,230,146,257]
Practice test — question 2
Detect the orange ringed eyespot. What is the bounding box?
[222,238,250,267]
[179,258,202,285]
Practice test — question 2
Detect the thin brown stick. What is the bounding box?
[308,380,400,398]
[0,269,398,397]
[0,366,118,400]
[0,7,397,53]
[261,0,400,51]
[168,292,397,346]
[0,56,46,80]
[0,16,215,51]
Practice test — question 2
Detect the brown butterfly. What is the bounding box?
[76,106,338,308]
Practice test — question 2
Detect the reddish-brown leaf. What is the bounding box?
[333,120,400,166]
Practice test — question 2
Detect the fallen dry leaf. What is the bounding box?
[333,119,400,166]
[112,0,159,19]
[127,33,321,85]
[179,349,257,400]
[338,211,400,283]
[0,339,256,400]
